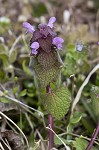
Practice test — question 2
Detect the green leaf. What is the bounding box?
[13,86,19,95]
[0,53,9,66]
[70,112,83,124]
[0,71,5,82]
[0,44,9,66]
[95,74,99,86]
[27,93,34,97]
[66,112,83,140]
[9,49,17,63]
[67,44,75,52]
[22,60,31,76]
[23,81,34,89]
[34,63,60,87]
[81,117,95,133]
[0,97,9,103]
[19,89,27,97]
[41,87,71,119]
[73,138,97,150]
[4,90,9,95]
[64,53,77,76]
[54,136,70,146]
[91,86,99,121]
[37,51,56,68]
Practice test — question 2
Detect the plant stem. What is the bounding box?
[86,123,99,150]
[46,85,54,150]
[48,114,54,150]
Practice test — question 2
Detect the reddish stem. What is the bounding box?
[46,85,54,150]
[86,123,99,150]
[48,114,54,149]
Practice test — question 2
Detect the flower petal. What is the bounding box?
[47,17,56,28]
[31,42,39,49]
[57,44,62,50]
[23,22,35,34]
[32,49,38,55]
[48,28,56,37]
[53,37,64,44]
[52,37,64,50]
[48,17,56,23]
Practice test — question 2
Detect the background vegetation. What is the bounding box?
[0,0,99,149]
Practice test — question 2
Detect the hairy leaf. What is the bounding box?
[34,63,60,87]
[41,87,71,119]
[37,51,56,68]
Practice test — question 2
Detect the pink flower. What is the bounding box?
[23,22,35,34]
[47,17,56,28]
[30,42,39,55]
[52,37,64,50]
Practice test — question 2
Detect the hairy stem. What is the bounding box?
[86,123,99,150]
[46,85,54,150]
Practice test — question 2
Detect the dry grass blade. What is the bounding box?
[0,142,5,150]
[1,138,12,150]
[4,95,43,116]
[46,125,71,150]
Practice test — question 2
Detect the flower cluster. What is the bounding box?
[23,17,64,55]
